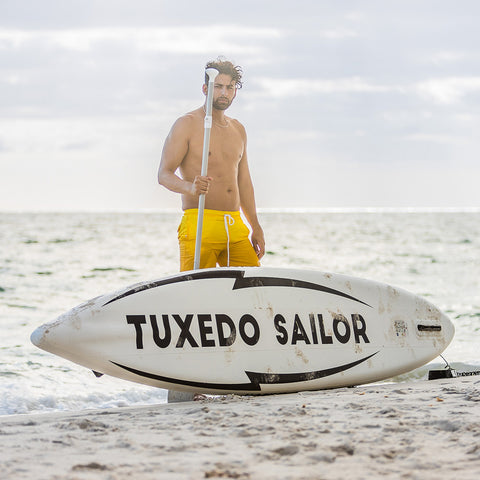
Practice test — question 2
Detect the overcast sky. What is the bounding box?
[1,0,480,211]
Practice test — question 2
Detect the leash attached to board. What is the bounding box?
[194,67,219,270]
[428,355,480,380]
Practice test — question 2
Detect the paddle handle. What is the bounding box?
[194,68,219,269]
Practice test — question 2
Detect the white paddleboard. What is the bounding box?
[31,267,454,394]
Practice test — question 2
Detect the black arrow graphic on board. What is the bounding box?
[103,269,371,308]
[110,351,378,392]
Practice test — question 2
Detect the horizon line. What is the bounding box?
[1,206,479,214]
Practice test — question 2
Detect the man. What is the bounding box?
[158,58,265,271]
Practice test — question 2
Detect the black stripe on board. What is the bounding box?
[110,351,379,392]
[103,269,371,308]
[232,275,372,307]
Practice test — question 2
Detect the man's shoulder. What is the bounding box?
[176,109,202,124]
[229,117,247,136]
[171,109,202,133]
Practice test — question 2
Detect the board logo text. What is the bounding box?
[126,312,370,349]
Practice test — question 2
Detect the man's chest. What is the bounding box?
[189,128,244,166]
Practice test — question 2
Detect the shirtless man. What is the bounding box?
[158,58,265,271]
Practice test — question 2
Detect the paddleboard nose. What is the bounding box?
[414,298,455,349]
[30,324,49,350]
[442,310,455,344]
[30,318,68,354]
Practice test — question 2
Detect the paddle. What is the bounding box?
[194,67,219,270]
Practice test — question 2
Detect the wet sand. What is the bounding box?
[1,376,480,479]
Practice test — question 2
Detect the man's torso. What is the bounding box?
[179,108,245,211]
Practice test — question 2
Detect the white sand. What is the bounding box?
[1,376,480,480]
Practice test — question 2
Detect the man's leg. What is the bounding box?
[179,240,220,271]
[217,215,261,267]
[218,237,261,267]
[178,212,220,271]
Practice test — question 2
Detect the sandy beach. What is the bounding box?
[1,376,479,480]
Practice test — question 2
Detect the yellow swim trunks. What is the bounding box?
[177,209,261,271]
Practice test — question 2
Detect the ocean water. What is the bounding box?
[1,210,479,416]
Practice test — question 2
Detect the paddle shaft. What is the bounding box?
[194,68,219,270]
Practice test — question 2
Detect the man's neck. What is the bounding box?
[212,108,226,121]
[203,105,229,126]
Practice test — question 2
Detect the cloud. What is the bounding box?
[254,76,403,97]
[0,26,281,54]
[320,28,358,40]
[254,74,480,110]
[416,77,480,104]
[429,51,470,65]
[0,72,26,85]
[404,133,460,144]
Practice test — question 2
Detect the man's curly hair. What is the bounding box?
[205,57,243,89]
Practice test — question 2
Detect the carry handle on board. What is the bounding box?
[194,67,219,270]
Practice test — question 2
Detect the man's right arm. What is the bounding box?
[158,116,211,196]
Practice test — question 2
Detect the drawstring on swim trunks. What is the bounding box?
[223,214,235,266]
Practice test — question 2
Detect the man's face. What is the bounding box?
[203,74,237,110]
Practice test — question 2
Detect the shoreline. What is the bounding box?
[2,376,480,479]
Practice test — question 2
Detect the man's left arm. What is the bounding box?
[237,128,265,260]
